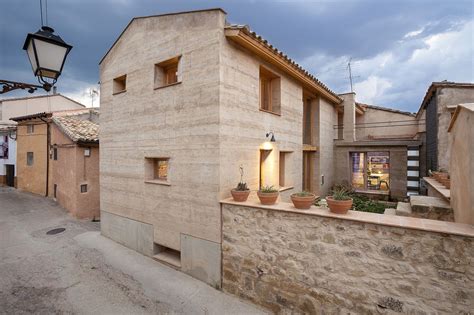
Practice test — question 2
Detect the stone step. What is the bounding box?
[410,195,451,213]
[384,208,396,215]
[153,250,181,269]
[396,202,412,216]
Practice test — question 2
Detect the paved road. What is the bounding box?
[0,187,266,314]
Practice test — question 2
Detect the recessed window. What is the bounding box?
[279,151,292,188]
[53,148,58,160]
[80,184,88,193]
[113,75,127,94]
[84,148,91,157]
[155,56,181,88]
[145,157,170,184]
[27,152,34,166]
[53,184,57,198]
[303,98,314,145]
[259,66,281,115]
[27,124,34,134]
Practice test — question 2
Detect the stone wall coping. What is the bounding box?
[423,176,450,200]
[220,198,474,238]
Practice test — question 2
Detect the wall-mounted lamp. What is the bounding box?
[266,131,276,142]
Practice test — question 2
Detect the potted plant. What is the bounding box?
[291,191,316,209]
[327,186,353,214]
[231,165,250,202]
[257,185,279,205]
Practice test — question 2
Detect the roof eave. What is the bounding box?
[225,28,342,105]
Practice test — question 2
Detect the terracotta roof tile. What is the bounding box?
[53,116,99,143]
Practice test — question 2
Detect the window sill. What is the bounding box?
[279,186,294,192]
[154,81,182,90]
[113,90,127,95]
[145,179,171,186]
[259,108,281,116]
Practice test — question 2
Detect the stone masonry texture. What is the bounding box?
[221,204,474,314]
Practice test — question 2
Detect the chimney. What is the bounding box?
[52,86,57,94]
[340,92,356,142]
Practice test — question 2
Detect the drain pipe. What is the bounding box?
[39,117,50,197]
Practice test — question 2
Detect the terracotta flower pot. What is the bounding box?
[291,193,316,210]
[435,172,448,182]
[257,191,279,205]
[326,196,353,214]
[231,189,250,202]
[440,178,450,189]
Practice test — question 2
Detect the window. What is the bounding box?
[27,152,34,166]
[113,75,127,94]
[279,151,292,188]
[351,152,390,191]
[53,184,57,198]
[27,124,34,134]
[303,98,313,145]
[259,66,281,114]
[84,148,91,157]
[53,148,58,160]
[303,152,315,191]
[145,157,170,184]
[80,184,88,193]
[155,56,181,88]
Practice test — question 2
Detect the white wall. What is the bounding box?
[0,132,16,176]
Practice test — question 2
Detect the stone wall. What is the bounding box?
[221,202,474,314]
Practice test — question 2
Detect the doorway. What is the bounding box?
[6,164,14,187]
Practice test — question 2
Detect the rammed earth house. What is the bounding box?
[98,8,471,286]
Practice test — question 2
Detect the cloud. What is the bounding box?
[302,19,474,111]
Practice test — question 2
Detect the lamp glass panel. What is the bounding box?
[33,38,68,77]
[26,41,38,73]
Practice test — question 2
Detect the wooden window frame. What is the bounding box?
[259,66,281,115]
[154,56,181,89]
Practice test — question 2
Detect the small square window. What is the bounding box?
[27,152,34,166]
[27,124,34,134]
[84,148,91,157]
[113,75,127,94]
[145,157,170,184]
[155,56,181,88]
[80,184,87,193]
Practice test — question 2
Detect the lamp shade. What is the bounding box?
[23,26,72,81]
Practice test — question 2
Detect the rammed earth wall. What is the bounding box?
[221,201,474,314]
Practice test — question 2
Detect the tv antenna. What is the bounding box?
[347,58,360,92]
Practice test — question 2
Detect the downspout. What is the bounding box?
[39,117,50,197]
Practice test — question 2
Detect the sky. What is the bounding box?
[1,0,473,111]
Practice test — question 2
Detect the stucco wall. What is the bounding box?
[436,87,474,171]
[449,107,474,224]
[0,94,84,124]
[222,202,474,314]
[356,108,418,140]
[48,124,100,219]
[16,121,48,195]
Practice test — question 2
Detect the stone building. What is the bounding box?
[415,81,474,173]
[0,94,85,187]
[12,109,100,219]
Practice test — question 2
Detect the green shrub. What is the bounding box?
[235,182,249,191]
[351,194,395,214]
[331,186,352,201]
[260,185,278,193]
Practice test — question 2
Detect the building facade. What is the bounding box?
[12,109,100,219]
[99,9,342,286]
[0,94,85,186]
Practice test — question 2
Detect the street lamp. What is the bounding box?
[0,26,72,94]
[23,26,73,91]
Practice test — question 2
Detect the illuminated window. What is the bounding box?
[155,56,181,88]
[154,159,169,180]
[351,152,390,191]
[145,157,170,184]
